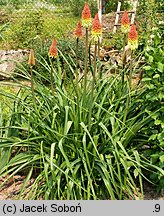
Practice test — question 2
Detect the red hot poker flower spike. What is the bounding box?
[74,22,83,38]
[121,11,130,33]
[91,13,102,42]
[81,2,92,28]
[28,49,35,66]
[49,38,58,58]
[128,24,138,50]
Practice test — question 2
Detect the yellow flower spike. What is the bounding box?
[128,24,138,50]
[81,2,92,28]
[48,38,58,58]
[121,11,130,34]
[74,21,83,39]
[91,13,102,43]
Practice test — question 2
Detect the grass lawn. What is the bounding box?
[0,3,78,49]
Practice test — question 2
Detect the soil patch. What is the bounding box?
[0,175,163,200]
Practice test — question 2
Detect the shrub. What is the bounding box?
[1,8,44,48]
[0,3,78,49]
[105,0,130,13]
[68,0,97,17]
[141,26,164,190]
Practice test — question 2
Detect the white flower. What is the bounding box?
[150,34,155,39]
[152,27,158,31]
[159,21,164,25]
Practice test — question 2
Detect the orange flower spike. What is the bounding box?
[81,2,92,28]
[49,38,58,58]
[128,24,138,50]
[28,49,35,66]
[74,22,83,39]
[91,13,102,42]
[121,11,130,33]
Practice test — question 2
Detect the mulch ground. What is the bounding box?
[0,175,163,200]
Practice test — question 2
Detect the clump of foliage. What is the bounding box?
[141,26,164,190]
[134,0,164,189]
[2,58,163,199]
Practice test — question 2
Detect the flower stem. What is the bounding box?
[75,37,79,94]
[122,33,127,85]
[98,38,101,79]
[83,28,89,106]
[92,43,97,96]
[75,37,81,130]
[129,50,133,89]
[50,59,54,96]
[30,65,36,109]
[88,42,97,130]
